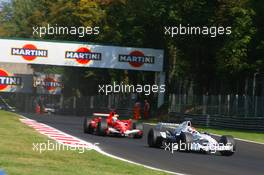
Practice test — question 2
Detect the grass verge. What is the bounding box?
[197,127,264,143]
[0,110,168,175]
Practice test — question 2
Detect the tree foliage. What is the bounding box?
[0,0,263,95]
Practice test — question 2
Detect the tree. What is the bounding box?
[0,0,262,96]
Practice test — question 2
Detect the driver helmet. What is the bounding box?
[187,126,197,134]
[110,111,116,116]
[112,114,119,122]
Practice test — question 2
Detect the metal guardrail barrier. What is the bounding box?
[169,94,264,117]
[168,112,264,131]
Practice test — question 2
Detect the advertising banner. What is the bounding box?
[33,72,63,95]
[0,38,164,72]
[0,68,32,93]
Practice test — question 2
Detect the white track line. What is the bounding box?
[95,147,186,175]
[18,114,187,175]
[144,123,264,145]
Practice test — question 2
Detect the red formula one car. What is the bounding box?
[83,111,143,138]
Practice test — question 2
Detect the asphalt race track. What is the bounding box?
[21,113,264,175]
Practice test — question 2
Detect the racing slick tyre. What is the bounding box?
[133,121,143,130]
[83,117,93,134]
[97,118,108,136]
[178,132,193,152]
[219,135,236,156]
[148,128,162,148]
[132,121,143,139]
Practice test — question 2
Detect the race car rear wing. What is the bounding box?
[93,113,109,117]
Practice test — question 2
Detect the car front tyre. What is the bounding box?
[148,128,162,148]
[83,117,92,134]
[219,135,236,156]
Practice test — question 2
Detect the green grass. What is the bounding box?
[0,110,168,175]
[197,127,264,143]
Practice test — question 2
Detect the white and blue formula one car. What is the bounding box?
[147,121,236,156]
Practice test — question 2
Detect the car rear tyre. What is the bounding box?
[148,128,162,148]
[219,135,236,156]
[97,118,108,136]
[178,132,193,152]
[133,121,143,130]
[132,121,143,139]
